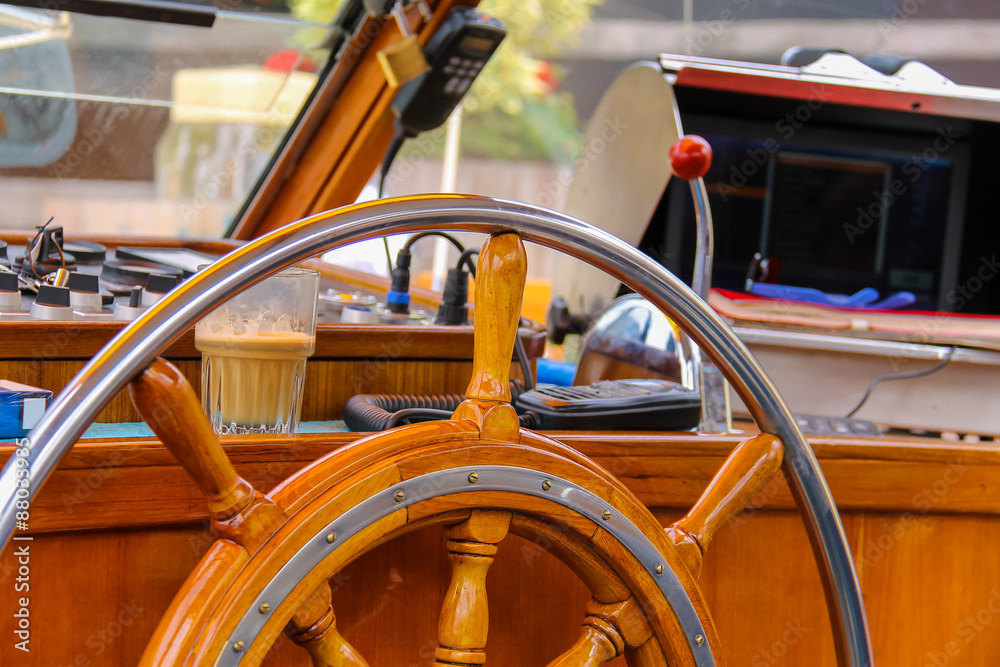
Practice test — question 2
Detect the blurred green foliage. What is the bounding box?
[289,0,603,162]
[459,0,603,162]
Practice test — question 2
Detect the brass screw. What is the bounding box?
[468,472,479,484]
[602,510,612,521]
[325,532,336,544]
[655,564,664,575]
[394,490,405,503]
[695,635,705,646]
[258,602,270,614]
[542,480,552,491]
[233,641,245,653]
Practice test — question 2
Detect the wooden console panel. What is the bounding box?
[1,430,996,665]
[0,323,543,423]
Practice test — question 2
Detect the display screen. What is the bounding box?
[763,152,890,275]
[655,123,960,311]
[459,35,495,53]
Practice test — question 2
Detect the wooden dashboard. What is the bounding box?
[1,426,996,665]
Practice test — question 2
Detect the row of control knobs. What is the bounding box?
[0,271,179,321]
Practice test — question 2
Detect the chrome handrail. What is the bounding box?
[0,194,872,666]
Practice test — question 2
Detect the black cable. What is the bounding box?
[377,121,410,274]
[846,346,957,418]
[372,125,532,388]
[382,237,394,276]
[377,122,408,200]
[457,248,479,275]
[402,231,466,255]
[386,408,454,428]
[344,380,533,431]
[513,324,535,389]
[25,217,57,278]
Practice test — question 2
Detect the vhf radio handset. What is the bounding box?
[391,6,505,136]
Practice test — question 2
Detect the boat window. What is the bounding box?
[0,0,337,237]
[356,0,1000,324]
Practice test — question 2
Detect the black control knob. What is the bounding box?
[67,272,100,294]
[0,272,17,293]
[146,273,178,294]
[36,285,71,308]
[0,272,20,312]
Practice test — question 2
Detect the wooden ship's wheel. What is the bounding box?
[0,196,872,666]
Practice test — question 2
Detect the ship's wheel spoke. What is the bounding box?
[547,597,654,667]
[285,583,369,666]
[128,357,367,666]
[434,510,512,666]
[666,433,784,578]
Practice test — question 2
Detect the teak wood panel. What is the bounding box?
[2,431,997,535]
[0,325,542,422]
[0,357,528,424]
[0,324,545,360]
[3,510,998,665]
[1,434,998,665]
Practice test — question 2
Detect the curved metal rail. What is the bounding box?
[0,194,873,666]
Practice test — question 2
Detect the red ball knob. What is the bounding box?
[669,135,713,180]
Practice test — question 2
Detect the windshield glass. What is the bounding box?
[0,0,333,237]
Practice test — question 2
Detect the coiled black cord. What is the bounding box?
[343,380,538,431]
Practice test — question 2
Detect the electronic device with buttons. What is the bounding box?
[390,6,504,135]
[515,378,703,431]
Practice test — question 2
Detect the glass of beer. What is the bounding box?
[194,267,319,435]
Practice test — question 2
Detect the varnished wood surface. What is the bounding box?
[0,423,998,664]
[667,434,784,579]
[463,234,527,404]
[0,323,545,361]
[130,359,255,520]
[434,511,511,666]
[130,358,366,666]
[6,508,998,666]
[2,429,995,535]
[0,325,543,423]
[136,421,719,666]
